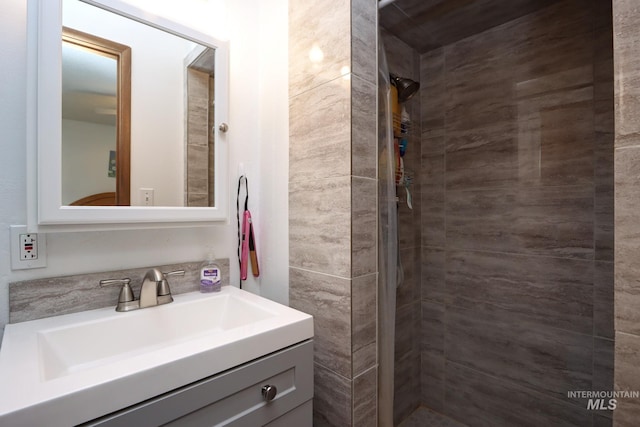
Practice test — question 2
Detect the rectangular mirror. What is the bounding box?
[28,0,229,229]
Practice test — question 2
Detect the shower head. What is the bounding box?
[390,73,420,102]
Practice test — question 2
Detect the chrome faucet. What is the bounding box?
[139,268,164,308]
[100,269,184,312]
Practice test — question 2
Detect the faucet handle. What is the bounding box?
[158,270,184,296]
[163,270,185,278]
[100,278,134,303]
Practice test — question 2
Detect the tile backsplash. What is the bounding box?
[9,259,230,323]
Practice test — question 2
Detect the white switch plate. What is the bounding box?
[10,225,47,270]
[139,188,154,206]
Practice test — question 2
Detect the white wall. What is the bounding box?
[0,0,288,338]
[256,0,289,305]
[61,119,116,205]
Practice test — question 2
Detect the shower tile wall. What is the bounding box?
[613,0,640,425]
[420,1,613,426]
[288,0,378,425]
[381,30,423,425]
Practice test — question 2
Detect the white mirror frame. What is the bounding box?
[27,0,229,231]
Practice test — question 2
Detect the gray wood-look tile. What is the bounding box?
[615,146,640,335]
[381,30,418,80]
[614,331,640,426]
[313,363,352,427]
[289,176,351,277]
[446,250,593,335]
[613,0,640,141]
[419,48,445,131]
[393,351,421,426]
[289,78,351,183]
[380,0,559,55]
[352,273,376,376]
[594,261,614,339]
[353,366,377,427]
[445,303,592,400]
[394,302,416,361]
[421,189,445,248]
[288,0,350,97]
[421,300,444,358]
[399,407,466,427]
[593,413,613,427]
[186,69,210,147]
[444,124,518,191]
[9,260,230,323]
[446,185,593,259]
[446,90,595,191]
[594,21,614,261]
[351,77,377,179]
[398,196,421,250]
[420,145,444,188]
[421,247,445,303]
[514,185,594,258]
[397,247,419,308]
[445,362,591,427]
[593,337,614,420]
[421,132,445,157]
[510,2,593,82]
[518,97,595,187]
[352,177,377,277]
[186,144,209,194]
[595,133,614,262]
[289,267,351,379]
[351,0,377,86]
[594,29,614,136]
[412,1,613,426]
[421,353,445,413]
[186,193,208,207]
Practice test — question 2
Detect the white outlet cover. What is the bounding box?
[10,225,47,270]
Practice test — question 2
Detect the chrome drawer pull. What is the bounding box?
[261,385,277,402]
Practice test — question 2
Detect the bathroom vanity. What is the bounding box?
[0,287,314,426]
[82,341,313,426]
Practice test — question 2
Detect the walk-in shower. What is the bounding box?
[379,0,614,426]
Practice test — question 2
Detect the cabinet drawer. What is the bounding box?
[82,340,313,427]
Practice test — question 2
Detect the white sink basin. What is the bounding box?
[38,291,275,380]
[0,286,313,427]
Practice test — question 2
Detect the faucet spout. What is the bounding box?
[139,268,163,308]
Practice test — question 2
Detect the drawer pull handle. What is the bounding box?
[261,385,277,402]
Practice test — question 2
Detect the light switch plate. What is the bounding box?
[10,225,47,270]
[139,188,154,206]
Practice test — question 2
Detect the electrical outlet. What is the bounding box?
[10,225,47,270]
[139,188,154,206]
[20,233,38,260]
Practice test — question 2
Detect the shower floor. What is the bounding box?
[398,407,467,427]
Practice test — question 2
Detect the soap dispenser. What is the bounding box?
[200,251,221,293]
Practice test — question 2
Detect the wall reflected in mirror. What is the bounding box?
[62,0,216,207]
[62,27,131,206]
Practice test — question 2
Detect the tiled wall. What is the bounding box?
[288,0,378,425]
[185,68,212,207]
[420,1,614,426]
[380,30,423,425]
[9,259,230,322]
[613,0,640,425]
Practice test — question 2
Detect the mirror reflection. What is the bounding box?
[62,0,217,207]
[62,27,131,206]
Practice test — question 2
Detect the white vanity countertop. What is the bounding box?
[0,286,313,427]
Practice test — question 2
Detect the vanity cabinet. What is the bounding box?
[80,340,313,427]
